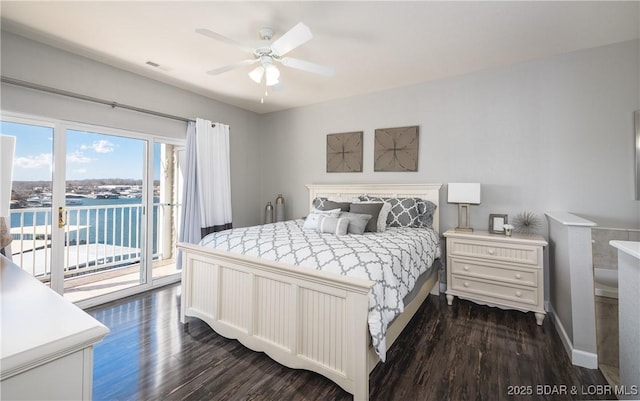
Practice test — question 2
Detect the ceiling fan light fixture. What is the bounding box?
[265,64,280,86]
[248,65,265,84]
[198,22,333,91]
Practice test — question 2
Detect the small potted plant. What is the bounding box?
[502,223,514,236]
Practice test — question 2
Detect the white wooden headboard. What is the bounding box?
[306,183,442,233]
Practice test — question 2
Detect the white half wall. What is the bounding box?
[546,212,599,369]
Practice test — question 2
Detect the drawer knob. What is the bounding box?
[463,281,470,288]
[515,274,522,279]
[463,265,470,271]
[487,249,495,255]
[515,291,522,297]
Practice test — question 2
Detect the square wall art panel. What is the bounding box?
[374,126,419,172]
[326,131,363,173]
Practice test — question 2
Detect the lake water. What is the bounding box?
[10,197,162,251]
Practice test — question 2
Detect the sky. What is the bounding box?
[1,121,162,182]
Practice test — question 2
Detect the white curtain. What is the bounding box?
[177,119,232,268]
[195,118,232,236]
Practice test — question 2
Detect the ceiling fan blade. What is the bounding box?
[280,57,335,77]
[207,59,257,75]
[195,28,255,54]
[270,22,313,56]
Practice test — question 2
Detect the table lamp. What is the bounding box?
[448,183,481,232]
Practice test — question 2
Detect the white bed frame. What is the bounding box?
[179,183,442,400]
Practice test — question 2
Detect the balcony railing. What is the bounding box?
[9,202,179,281]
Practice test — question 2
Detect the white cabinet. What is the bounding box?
[1,255,109,400]
[444,230,548,325]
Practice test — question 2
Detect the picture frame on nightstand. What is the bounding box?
[489,214,508,234]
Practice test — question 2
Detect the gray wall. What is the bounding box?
[1,31,262,228]
[259,40,640,232]
[3,31,638,231]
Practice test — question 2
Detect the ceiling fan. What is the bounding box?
[196,22,335,87]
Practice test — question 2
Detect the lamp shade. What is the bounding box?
[1,135,16,217]
[248,65,265,84]
[448,183,481,204]
[264,64,280,86]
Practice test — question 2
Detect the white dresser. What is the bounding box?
[444,230,548,325]
[1,255,109,400]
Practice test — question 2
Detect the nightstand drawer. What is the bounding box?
[448,238,539,265]
[450,276,538,306]
[449,259,538,286]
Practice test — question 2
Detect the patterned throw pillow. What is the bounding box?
[419,200,438,229]
[358,196,436,228]
[312,197,351,212]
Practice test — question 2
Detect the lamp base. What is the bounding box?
[456,203,474,232]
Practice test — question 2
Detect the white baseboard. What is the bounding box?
[548,304,598,369]
[549,304,573,362]
[572,348,598,369]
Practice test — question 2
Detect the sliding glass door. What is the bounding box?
[3,114,182,304]
[62,128,147,302]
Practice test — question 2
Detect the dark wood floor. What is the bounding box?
[88,283,613,401]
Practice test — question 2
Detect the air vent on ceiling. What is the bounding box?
[145,60,171,72]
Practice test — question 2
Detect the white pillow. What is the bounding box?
[303,208,341,230]
[357,201,391,232]
[317,215,349,235]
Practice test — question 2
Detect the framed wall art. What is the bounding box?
[374,125,419,172]
[326,131,363,173]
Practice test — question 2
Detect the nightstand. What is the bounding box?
[443,229,548,325]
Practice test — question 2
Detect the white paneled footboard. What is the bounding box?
[179,242,375,400]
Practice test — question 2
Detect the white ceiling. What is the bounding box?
[1,1,638,114]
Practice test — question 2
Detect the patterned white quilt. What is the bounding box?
[199,219,440,361]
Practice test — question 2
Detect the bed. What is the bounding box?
[178,183,442,400]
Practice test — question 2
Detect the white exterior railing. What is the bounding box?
[9,202,178,281]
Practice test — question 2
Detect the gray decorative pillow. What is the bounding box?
[313,197,351,212]
[359,196,426,228]
[316,215,349,235]
[349,203,384,232]
[357,201,391,232]
[338,212,372,235]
